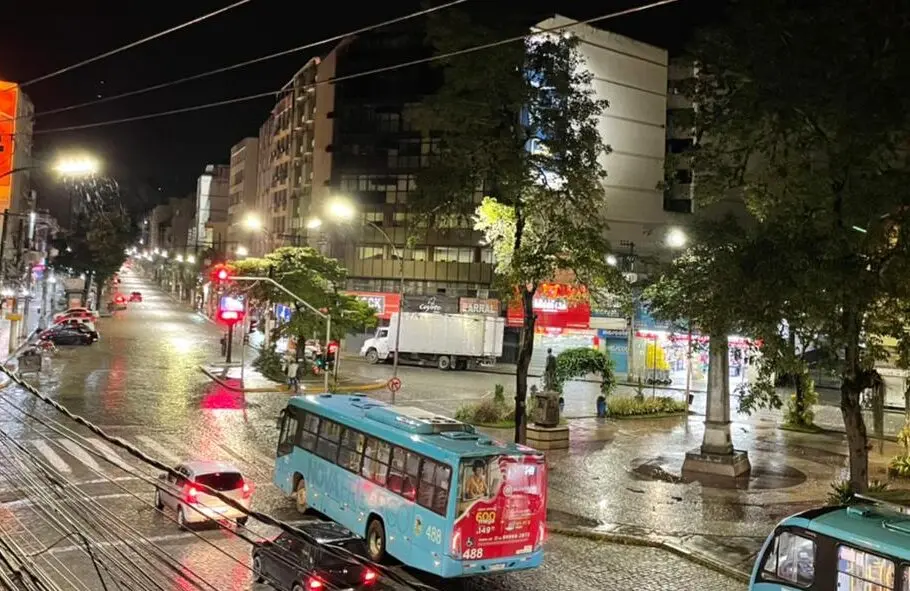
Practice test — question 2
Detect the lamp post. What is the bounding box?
[313,196,406,394]
[664,227,690,421]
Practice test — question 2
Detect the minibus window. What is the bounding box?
[837,545,894,590]
[763,531,815,586]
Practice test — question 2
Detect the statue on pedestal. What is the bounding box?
[543,348,557,393]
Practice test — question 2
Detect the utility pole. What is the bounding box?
[226,325,234,364]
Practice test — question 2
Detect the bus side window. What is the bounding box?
[278,413,299,455]
[762,530,816,586]
[299,412,318,451]
[903,565,910,590]
[361,438,389,486]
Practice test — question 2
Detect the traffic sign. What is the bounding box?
[387,377,402,392]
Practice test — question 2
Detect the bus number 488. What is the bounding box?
[463,548,484,560]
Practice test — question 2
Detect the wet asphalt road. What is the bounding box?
[0,272,742,590]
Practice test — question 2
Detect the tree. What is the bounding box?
[677,0,910,490]
[230,247,377,342]
[51,178,135,306]
[412,9,626,443]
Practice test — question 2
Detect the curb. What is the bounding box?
[548,525,752,583]
[198,365,388,394]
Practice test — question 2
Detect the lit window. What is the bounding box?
[357,246,384,260]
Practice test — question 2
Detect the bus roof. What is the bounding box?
[782,503,910,560]
[286,394,543,465]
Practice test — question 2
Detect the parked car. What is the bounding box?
[154,460,253,529]
[54,315,96,330]
[53,307,99,321]
[39,325,95,346]
[251,521,378,591]
[128,291,142,303]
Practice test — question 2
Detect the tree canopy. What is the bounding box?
[229,247,377,340]
[412,10,626,442]
[655,0,910,489]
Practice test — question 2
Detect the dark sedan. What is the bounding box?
[251,521,378,591]
[39,325,95,346]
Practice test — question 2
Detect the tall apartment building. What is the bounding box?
[189,164,230,253]
[535,16,690,272]
[226,137,259,249]
[665,58,696,216]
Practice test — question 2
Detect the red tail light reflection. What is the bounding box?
[305,577,323,590]
[362,569,378,584]
[185,487,198,503]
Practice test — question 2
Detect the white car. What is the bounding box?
[155,460,253,528]
[54,307,99,321]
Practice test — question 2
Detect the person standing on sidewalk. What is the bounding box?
[286,358,300,393]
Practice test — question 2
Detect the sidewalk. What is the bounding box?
[0,295,53,366]
[507,397,909,582]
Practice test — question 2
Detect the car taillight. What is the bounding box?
[242,482,252,498]
[305,577,323,590]
[362,569,378,584]
[185,487,198,503]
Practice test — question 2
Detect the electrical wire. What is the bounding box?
[33,0,680,135]
[0,392,352,591]
[20,0,256,87]
[33,0,470,118]
[0,433,220,591]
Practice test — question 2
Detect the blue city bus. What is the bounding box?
[750,494,910,589]
[273,394,547,578]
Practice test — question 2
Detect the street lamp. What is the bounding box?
[243,213,263,231]
[606,254,618,267]
[236,245,249,258]
[666,227,688,249]
[53,156,100,177]
[186,255,196,264]
[321,196,406,390]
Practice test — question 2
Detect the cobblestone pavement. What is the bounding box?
[436,535,744,591]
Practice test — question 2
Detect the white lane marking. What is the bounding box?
[59,440,103,472]
[48,532,198,555]
[32,441,71,473]
[135,435,182,465]
[86,438,133,472]
[1,492,134,510]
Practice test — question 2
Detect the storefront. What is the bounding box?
[344,291,402,321]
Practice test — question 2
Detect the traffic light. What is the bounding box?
[210,264,234,285]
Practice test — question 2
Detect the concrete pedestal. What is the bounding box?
[682,448,752,478]
[527,424,569,450]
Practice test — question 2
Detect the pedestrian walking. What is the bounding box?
[286,358,300,393]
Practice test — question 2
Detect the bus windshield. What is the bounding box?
[452,455,546,561]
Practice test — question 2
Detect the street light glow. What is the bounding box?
[666,227,688,249]
[327,197,356,221]
[606,254,618,266]
[175,254,184,262]
[53,156,99,176]
[306,218,323,230]
[236,245,249,257]
[187,255,196,264]
[243,213,264,231]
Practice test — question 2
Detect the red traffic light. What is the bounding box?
[216,269,229,281]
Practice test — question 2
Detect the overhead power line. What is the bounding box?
[33,0,680,135]
[34,0,470,118]
[21,0,256,87]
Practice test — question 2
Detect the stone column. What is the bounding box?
[682,332,751,478]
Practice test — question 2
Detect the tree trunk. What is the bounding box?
[514,287,536,445]
[841,307,870,492]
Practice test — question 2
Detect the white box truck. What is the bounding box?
[360,312,504,370]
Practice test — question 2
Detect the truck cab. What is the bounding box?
[361,327,390,364]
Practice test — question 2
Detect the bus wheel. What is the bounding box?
[295,477,308,513]
[366,518,387,562]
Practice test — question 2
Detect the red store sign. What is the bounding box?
[344,291,401,320]
[506,283,590,329]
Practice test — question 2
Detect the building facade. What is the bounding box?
[535,16,690,272]
[226,137,259,249]
[190,164,230,253]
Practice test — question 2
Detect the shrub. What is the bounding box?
[455,398,513,426]
[826,479,889,506]
[783,374,819,428]
[606,395,687,417]
[493,383,506,406]
[253,346,286,383]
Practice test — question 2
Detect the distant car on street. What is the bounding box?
[251,521,378,591]
[128,291,142,302]
[108,294,127,311]
[39,324,95,346]
[154,460,253,529]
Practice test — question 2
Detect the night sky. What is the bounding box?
[1,0,722,209]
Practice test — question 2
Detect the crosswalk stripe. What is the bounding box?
[136,435,182,465]
[59,440,103,472]
[32,441,71,473]
[86,438,133,472]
